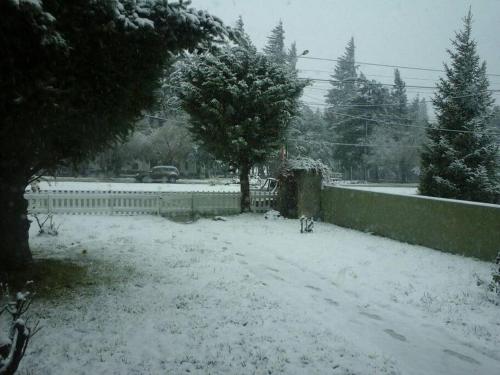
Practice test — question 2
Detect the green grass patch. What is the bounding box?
[4,257,138,300]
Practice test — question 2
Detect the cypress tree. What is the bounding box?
[177,46,307,211]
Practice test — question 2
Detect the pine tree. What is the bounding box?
[390,69,412,181]
[233,15,253,50]
[336,77,392,178]
[419,10,499,203]
[178,46,307,211]
[235,15,245,33]
[325,38,363,175]
[263,20,287,65]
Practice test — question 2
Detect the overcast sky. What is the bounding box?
[195,0,500,109]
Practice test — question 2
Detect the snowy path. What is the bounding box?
[23,215,500,374]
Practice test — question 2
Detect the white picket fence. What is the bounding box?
[25,190,277,216]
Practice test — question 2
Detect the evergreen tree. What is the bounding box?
[390,69,411,181]
[263,20,287,65]
[177,46,307,211]
[367,93,428,183]
[0,0,228,271]
[235,15,245,33]
[391,69,408,116]
[287,105,333,164]
[335,77,392,177]
[325,38,363,175]
[288,41,298,71]
[326,37,358,111]
[233,15,253,49]
[419,10,499,202]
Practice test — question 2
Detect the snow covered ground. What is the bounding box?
[22,214,499,374]
[36,180,240,192]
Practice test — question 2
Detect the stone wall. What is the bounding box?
[321,186,500,261]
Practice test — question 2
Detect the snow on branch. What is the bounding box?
[0,283,40,375]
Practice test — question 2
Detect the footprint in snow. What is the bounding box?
[324,298,339,306]
[443,349,480,365]
[383,329,407,342]
[266,267,280,273]
[305,285,322,292]
[235,252,245,257]
[270,274,285,281]
[359,311,382,321]
[344,290,360,298]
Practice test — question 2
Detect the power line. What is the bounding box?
[298,69,440,83]
[316,108,500,137]
[299,77,500,92]
[327,141,421,149]
[298,69,500,87]
[302,89,500,109]
[301,102,500,136]
[304,86,435,94]
[297,55,500,78]
[299,77,438,89]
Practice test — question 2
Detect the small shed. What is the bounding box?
[277,157,327,219]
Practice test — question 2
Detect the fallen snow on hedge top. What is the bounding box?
[283,157,329,174]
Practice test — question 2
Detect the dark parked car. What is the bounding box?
[135,166,179,183]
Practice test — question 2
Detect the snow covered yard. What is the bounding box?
[21,214,500,374]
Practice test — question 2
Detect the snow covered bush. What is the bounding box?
[32,214,60,236]
[490,252,500,295]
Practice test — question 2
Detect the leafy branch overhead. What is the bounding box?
[0,0,230,271]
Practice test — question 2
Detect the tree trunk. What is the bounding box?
[0,180,33,272]
[239,163,251,212]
